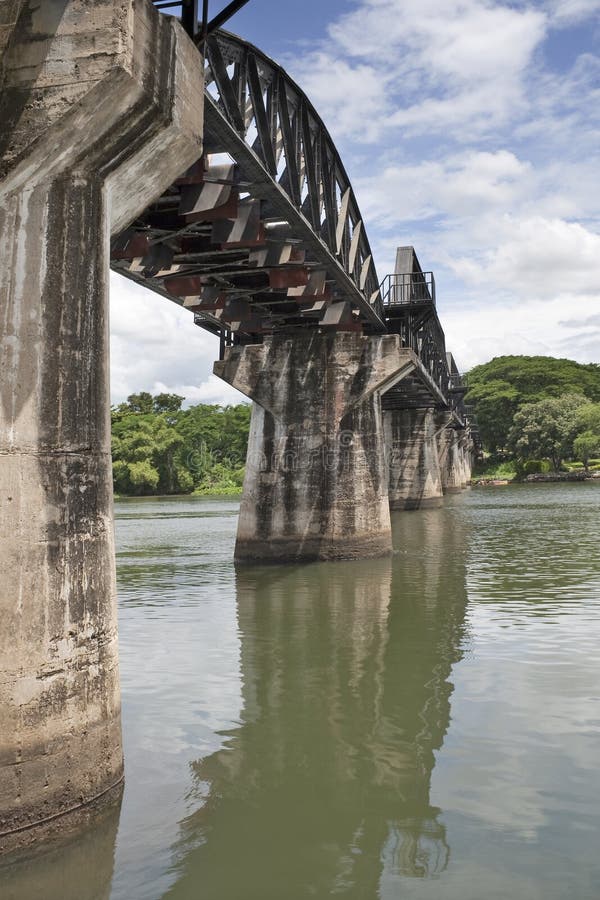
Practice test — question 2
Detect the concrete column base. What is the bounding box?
[384,407,444,510]
[235,529,396,564]
[215,333,415,563]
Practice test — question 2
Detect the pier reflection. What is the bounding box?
[166,504,470,899]
[0,799,121,900]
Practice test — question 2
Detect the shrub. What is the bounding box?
[472,459,516,479]
[517,458,552,477]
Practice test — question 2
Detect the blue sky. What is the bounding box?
[110,0,600,404]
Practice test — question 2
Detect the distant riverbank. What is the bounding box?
[472,471,600,486]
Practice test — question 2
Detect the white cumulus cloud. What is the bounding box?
[109,273,245,407]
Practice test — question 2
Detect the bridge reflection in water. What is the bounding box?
[0,800,121,900]
[165,507,470,898]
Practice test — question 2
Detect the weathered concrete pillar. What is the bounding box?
[461,432,475,485]
[455,432,469,489]
[0,0,203,852]
[383,407,443,509]
[456,432,471,487]
[214,333,416,562]
[436,414,464,493]
[467,442,476,483]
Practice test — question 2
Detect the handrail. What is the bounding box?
[380,272,436,307]
[449,373,467,391]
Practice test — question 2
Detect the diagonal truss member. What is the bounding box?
[111,28,386,340]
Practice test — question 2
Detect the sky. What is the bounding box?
[110,0,600,405]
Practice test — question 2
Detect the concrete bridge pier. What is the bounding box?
[0,0,203,852]
[215,333,415,563]
[457,432,472,487]
[436,414,465,494]
[383,408,443,510]
[465,433,476,483]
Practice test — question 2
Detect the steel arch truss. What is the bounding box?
[202,31,384,326]
[111,29,385,343]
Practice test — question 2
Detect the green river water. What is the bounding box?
[2,483,600,899]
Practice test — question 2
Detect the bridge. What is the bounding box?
[111,26,479,560]
[0,0,478,854]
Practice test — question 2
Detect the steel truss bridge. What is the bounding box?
[110,22,480,450]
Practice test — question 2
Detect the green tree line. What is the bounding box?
[111,392,251,496]
[112,355,600,495]
[465,356,600,474]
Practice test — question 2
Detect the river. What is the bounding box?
[2,483,600,899]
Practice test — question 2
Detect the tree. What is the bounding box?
[508,394,588,470]
[110,395,251,496]
[467,356,600,405]
[575,401,600,435]
[465,356,600,454]
[573,402,600,469]
[463,379,519,453]
[176,402,251,486]
[111,412,188,495]
[153,393,184,425]
[466,356,600,455]
[118,392,154,415]
[574,431,600,470]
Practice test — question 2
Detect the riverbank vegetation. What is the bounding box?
[111,356,600,495]
[111,393,250,496]
[466,356,600,478]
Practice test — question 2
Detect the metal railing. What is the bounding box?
[449,373,467,392]
[380,272,436,307]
